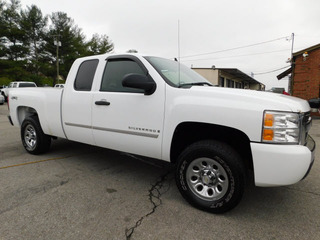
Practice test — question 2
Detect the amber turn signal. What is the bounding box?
[264,113,274,127]
[263,129,274,141]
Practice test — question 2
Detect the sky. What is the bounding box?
[19,0,320,90]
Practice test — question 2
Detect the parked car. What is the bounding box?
[267,87,290,95]
[1,81,37,101]
[54,84,65,88]
[0,85,7,98]
[308,98,320,113]
[7,53,315,213]
[0,94,4,105]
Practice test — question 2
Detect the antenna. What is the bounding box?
[178,20,180,62]
[178,20,181,84]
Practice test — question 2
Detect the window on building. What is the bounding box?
[219,77,225,87]
[227,79,234,88]
[235,82,242,88]
[74,59,99,91]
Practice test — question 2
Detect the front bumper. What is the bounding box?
[251,135,315,187]
[302,135,316,179]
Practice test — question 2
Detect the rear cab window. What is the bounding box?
[74,59,99,91]
[19,83,36,87]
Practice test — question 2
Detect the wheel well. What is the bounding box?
[17,106,38,126]
[170,122,253,170]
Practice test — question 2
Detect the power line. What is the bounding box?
[253,66,290,75]
[180,36,290,59]
[182,49,290,62]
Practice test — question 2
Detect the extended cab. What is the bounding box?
[8,54,315,213]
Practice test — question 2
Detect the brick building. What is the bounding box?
[277,43,320,100]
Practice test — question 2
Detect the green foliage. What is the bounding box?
[0,76,11,86]
[20,4,48,74]
[87,34,114,55]
[0,0,114,86]
[1,0,28,60]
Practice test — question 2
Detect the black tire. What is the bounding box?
[175,140,245,213]
[1,92,7,102]
[21,116,51,154]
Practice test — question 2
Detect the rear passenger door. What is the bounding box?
[62,59,99,145]
[91,56,165,159]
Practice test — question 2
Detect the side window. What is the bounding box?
[100,59,145,93]
[74,59,99,91]
[13,83,17,88]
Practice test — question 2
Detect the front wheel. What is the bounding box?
[175,140,245,213]
[21,116,51,154]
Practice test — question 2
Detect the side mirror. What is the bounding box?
[308,98,320,109]
[122,74,156,95]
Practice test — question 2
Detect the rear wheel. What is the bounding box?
[21,116,51,154]
[175,140,245,213]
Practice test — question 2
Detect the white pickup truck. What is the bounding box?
[8,53,315,213]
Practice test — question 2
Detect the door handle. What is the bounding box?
[95,100,110,106]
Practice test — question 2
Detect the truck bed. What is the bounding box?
[9,87,66,138]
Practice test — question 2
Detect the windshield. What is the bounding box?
[145,57,211,88]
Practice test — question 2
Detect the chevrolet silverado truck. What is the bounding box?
[7,53,315,213]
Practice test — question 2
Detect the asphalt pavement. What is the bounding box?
[0,103,319,240]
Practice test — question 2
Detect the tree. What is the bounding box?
[45,11,87,85]
[20,4,48,74]
[0,0,30,83]
[87,33,114,55]
[0,2,115,86]
[1,0,27,61]
[0,0,6,57]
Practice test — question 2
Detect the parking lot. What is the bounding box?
[0,102,320,240]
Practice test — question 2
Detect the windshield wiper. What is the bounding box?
[178,82,212,88]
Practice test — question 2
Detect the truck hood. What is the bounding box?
[189,86,310,113]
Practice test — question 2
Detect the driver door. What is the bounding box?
[92,56,165,159]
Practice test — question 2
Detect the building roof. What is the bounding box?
[192,67,264,86]
[293,43,320,57]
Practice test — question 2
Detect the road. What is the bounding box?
[0,103,319,240]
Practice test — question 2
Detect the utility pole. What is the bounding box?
[289,33,295,95]
[53,35,61,85]
[290,33,295,58]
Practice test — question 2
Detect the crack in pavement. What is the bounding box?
[125,168,173,240]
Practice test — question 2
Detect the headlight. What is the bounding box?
[262,111,300,144]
